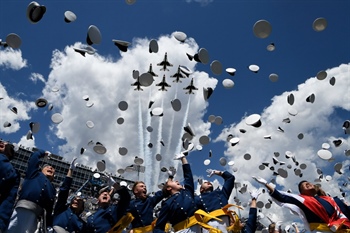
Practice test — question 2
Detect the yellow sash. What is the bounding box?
[108,212,135,233]
[201,204,243,233]
[173,209,223,232]
[310,223,350,233]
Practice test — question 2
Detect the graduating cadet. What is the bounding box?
[253,176,350,232]
[52,158,87,233]
[127,178,170,233]
[195,169,235,233]
[153,153,199,233]
[86,181,131,233]
[0,141,20,232]
[7,149,56,233]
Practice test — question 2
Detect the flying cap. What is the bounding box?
[306,93,315,103]
[171,99,181,111]
[6,33,22,49]
[313,17,327,32]
[118,101,128,111]
[86,121,94,129]
[329,77,336,86]
[210,60,223,75]
[125,0,136,5]
[222,79,234,89]
[198,48,209,64]
[253,20,272,38]
[214,116,223,125]
[316,70,327,80]
[119,147,128,156]
[3,121,11,128]
[203,87,214,101]
[149,39,158,53]
[287,93,294,105]
[139,73,153,87]
[248,64,260,73]
[116,117,124,125]
[134,156,144,165]
[113,39,130,52]
[26,1,46,24]
[93,142,107,154]
[51,113,63,124]
[269,73,279,82]
[64,11,77,23]
[199,135,210,145]
[87,25,102,45]
[266,43,275,51]
[245,114,262,127]
[35,98,48,108]
[317,149,332,160]
[226,68,236,76]
[173,31,187,43]
[29,122,40,134]
[96,160,106,171]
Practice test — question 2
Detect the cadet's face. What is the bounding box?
[134,183,147,199]
[98,191,111,204]
[0,141,7,153]
[300,181,315,195]
[166,179,183,192]
[42,166,55,180]
[200,181,213,193]
[71,197,84,213]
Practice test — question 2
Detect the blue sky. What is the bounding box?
[0,0,349,229]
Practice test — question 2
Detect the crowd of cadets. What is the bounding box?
[0,140,349,233]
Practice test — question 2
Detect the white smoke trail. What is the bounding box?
[164,84,179,159]
[175,94,191,159]
[143,87,153,188]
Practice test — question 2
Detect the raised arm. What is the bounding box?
[26,149,47,179]
[181,156,194,196]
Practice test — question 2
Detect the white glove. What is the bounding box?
[108,176,116,188]
[70,157,78,170]
[168,168,176,178]
[275,221,282,231]
[45,151,52,159]
[291,222,297,228]
[249,189,262,200]
[174,152,186,160]
[252,176,267,185]
[206,169,216,177]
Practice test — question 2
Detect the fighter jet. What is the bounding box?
[183,78,198,94]
[131,76,143,91]
[157,52,173,71]
[147,63,158,77]
[170,66,186,83]
[156,75,171,91]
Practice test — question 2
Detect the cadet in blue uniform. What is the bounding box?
[154,153,198,233]
[7,149,56,233]
[53,158,87,233]
[86,183,131,233]
[0,141,20,232]
[195,169,235,233]
[236,189,260,233]
[127,176,171,233]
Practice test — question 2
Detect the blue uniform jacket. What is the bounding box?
[195,171,235,212]
[241,207,257,233]
[18,149,56,226]
[154,164,196,233]
[270,189,327,223]
[53,176,86,232]
[334,196,350,220]
[86,186,131,233]
[127,190,164,229]
[0,153,20,232]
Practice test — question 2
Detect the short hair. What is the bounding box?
[161,181,171,198]
[298,180,308,194]
[268,223,276,233]
[132,181,144,194]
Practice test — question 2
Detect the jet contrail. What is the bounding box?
[173,94,191,173]
[143,87,154,188]
[164,84,179,160]
[138,93,145,164]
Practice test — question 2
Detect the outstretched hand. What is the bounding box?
[249,188,262,200]
[70,157,78,170]
[252,176,267,185]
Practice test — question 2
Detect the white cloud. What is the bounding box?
[29,73,46,84]
[0,48,27,70]
[0,83,34,134]
[43,34,218,191]
[215,63,350,225]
